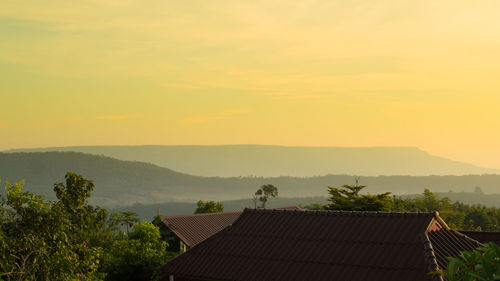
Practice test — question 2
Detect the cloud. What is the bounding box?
[96,114,139,120]
[18,122,57,129]
[177,109,249,125]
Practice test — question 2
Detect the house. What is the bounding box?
[160,206,300,252]
[161,211,242,252]
[460,230,500,245]
[159,209,483,281]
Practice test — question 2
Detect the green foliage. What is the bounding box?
[327,178,392,211]
[301,202,327,210]
[103,222,172,281]
[152,215,181,252]
[109,211,140,233]
[0,178,104,281]
[307,180,500,232]
[0,173,177,281]
[194,200,224,214]
[54,172,94,212]
[392,189,500,231]
[253,184,278,209]
[439,242,500,281]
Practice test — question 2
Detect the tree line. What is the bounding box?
[3,173,500,280]
[0,173,175,281]
[305,177,500,231]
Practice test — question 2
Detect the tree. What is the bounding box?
[254,184,278,209]
[117,211,140,233]
[152,215,176,250]
[438,242,500,281]
[104,222,171,281]
[1,172,178,281]
[327,178,391,211]
[0,178,104,281]
[194,200,224,214]
[474,186,484,195]
[53,172,109,245]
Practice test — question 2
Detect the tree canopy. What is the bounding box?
[327,178,392,211]
[0,173,176,281]
[194,200,224,214]
[302,179,500,232]
[253,184,278,209]
[439,242,500,281]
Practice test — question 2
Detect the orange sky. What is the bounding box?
[2,0,500,168]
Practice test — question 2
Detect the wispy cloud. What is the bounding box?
[96,114,139,120]
[19,122,57,129]
[177,109,249,125]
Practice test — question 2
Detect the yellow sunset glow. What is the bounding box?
[1,0,500,168]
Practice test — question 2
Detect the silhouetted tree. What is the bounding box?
[327,177,391,211]
[254,184,278,209]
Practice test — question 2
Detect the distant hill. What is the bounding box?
[122,192,500,220]
[4,145,498,177]
[414,192,500,208]
[116,196,329,220]
[2,152,500,207]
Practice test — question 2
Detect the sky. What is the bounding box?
[1,0,500,169]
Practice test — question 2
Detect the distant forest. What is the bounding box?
[119,192,500,221]
[2,152,500,207]
[116,197,329,220]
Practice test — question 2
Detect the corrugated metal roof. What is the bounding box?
[161,206,300,247]
[160,209,481,281]
[459,231,500,246]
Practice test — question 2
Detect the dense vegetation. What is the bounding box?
[306,180,500,231]
[3,152,500,207]
[194,200,224,214]
[3,170,500,280]
[0,173,176,281]
[439,243,500,280]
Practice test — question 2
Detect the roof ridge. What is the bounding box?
[161,206,300,221]
[432,211,450,230]
[449,229,484,247]
[161,210,242,221]
[244,208,436,216]
[460,230,500,234]
[422,232,444,281]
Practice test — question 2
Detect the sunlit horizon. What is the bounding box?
[2,0,500,169]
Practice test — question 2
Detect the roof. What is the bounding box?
[459,231,500,245]
[161,206,300,247]
[160,209,482,281]
[428,230,483,270]
[161,211,241,247]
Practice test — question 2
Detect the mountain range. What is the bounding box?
[4,145,498,177]
[2,151,500,207]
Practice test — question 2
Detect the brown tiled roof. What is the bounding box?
[160,209,483,281]
[161,211,242,247]
[161,206,300,247]
[459,231,500,246]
